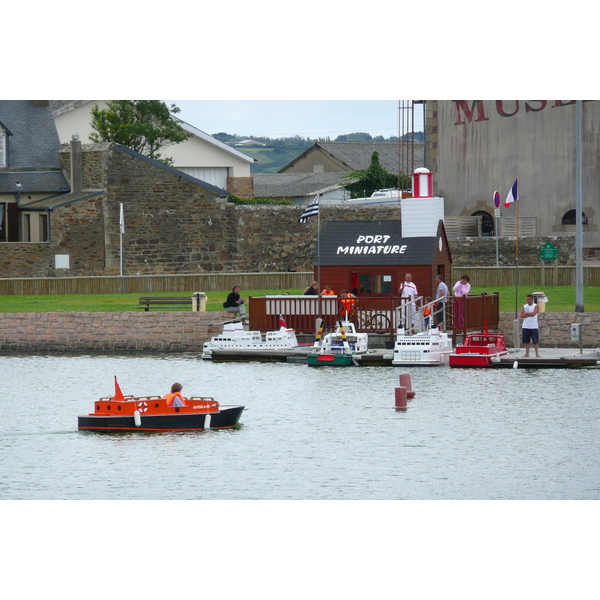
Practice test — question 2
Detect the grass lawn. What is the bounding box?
[0,287,597,313]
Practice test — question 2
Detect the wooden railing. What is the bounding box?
[249,293,501,339]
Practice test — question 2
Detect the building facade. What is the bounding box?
[424,100,599,251]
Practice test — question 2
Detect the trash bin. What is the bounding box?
[531,291,548,312]
[192,292,207,312]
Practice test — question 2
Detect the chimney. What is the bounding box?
[70,136,82,192]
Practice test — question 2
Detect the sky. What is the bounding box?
[165,100,424,139]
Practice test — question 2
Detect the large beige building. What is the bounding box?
[424,100,599,251]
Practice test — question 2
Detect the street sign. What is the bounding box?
[539,242,558,261]
[493,191,501,208]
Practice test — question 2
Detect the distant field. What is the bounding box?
[0,287,597,313]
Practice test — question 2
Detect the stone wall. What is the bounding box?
[498,311,599,347]
[1,310,597,353]
[0,311,231,353]
[450,236,576,267]
[0,139,584,277]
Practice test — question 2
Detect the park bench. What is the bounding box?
[139,296,193,311]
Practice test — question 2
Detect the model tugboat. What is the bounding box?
[78,378,245,432]
[307,320,364,367]
[449,324,508,368]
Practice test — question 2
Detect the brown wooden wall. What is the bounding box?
[316,265,438,299]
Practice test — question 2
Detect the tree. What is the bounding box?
[343,151,404,198]
[90,101,190,165]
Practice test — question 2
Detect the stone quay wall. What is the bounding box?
[0,311,597,353]
[0,311,233,353]
[498,311,599,347]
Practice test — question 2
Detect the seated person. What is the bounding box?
[321,284,335,295]
[224,285,247,321]
[163,382,186,407]
[303,281,318,295]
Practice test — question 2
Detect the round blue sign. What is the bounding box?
[493,191,501,208]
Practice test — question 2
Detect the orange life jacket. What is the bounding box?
[322,289,335,295]
[341,295,356,314]
[163,392,185,406]
[423,306,431,316]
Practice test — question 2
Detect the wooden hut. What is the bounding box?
[313,220,452,299]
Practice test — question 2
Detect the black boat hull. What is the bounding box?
[78,405,245,432]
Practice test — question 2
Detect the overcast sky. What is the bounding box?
[165,100,423,139]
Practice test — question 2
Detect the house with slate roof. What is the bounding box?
[50,101,255,196]
[252,172,355,204]
[0,100,71,242]
[315,219,451,300]
[278,141,424,175]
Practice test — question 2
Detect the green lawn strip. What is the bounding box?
[0,287,597,313]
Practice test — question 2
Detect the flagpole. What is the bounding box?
[514,176,520,318]
[119,203,124,294]
[317,195,321,324]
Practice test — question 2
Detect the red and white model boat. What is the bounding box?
[449,325,509,368]
[78,378,245,432]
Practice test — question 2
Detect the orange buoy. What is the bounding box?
[399,373,415,398]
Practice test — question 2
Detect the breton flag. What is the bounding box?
[298,195,319,223]
[504,178,519,208]
[119,202,125,234]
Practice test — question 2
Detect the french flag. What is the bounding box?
[504,178,519,208]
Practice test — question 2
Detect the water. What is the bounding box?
[0,353,599,500]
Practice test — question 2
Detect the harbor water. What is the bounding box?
[1,353,598,500]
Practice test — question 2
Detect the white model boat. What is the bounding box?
[319,320,368,353]
[307,320,367,367]
[392,327,453,366]
[203,319,298,358]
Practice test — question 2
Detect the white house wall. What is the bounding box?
[53,102,251,178]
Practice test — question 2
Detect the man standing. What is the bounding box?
[399,273,418,332]
[434,274,449,330]
[520,294,540,357]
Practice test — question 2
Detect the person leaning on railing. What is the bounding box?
[339,289,356,318]
[435,274,449,330]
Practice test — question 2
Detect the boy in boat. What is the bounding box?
[164,382,185,407]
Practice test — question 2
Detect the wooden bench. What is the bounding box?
[139,296,193,311]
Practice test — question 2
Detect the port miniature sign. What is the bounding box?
[539,242,558,261]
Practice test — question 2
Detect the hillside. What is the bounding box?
[212,131,424,174]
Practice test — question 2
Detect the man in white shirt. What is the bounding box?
[520,294,540,357]
[399,273,418,331]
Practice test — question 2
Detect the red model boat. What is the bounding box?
[449,325,509,368]
[78,378,245,432]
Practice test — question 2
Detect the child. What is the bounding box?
[423,296,432,330]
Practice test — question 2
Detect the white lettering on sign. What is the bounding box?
[356,235,391,244]
[337,244,406,255]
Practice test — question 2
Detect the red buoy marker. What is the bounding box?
[399,373,415,398]
[395,386,407,410]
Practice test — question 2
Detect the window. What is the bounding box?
[562,210,588,225]
[353,272,393,295]
[0,131,6,168]
[0,203,5,241]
